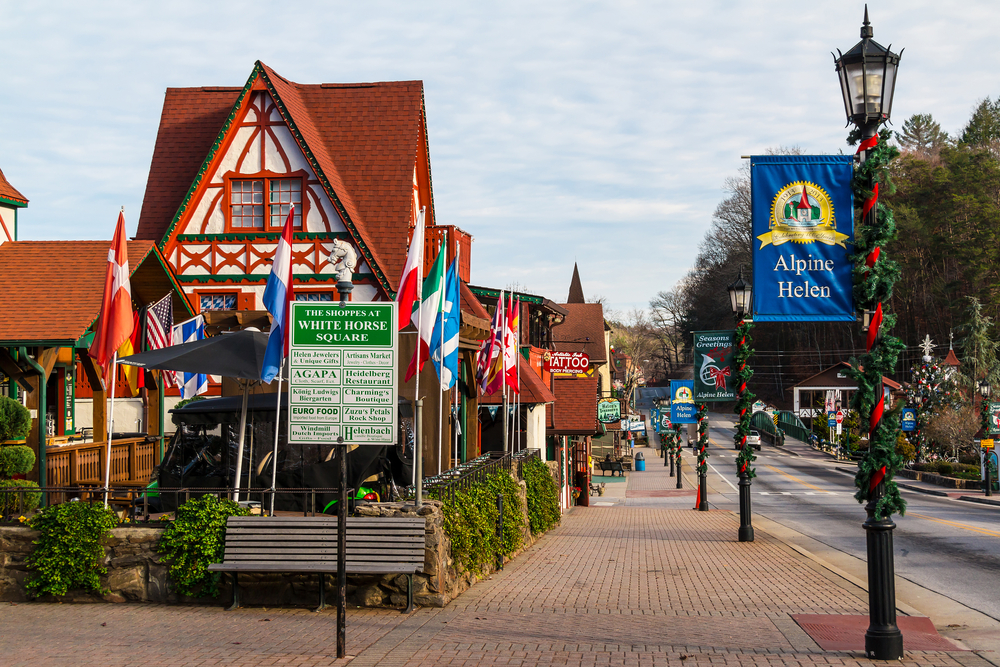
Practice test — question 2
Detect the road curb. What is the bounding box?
[898,482,950,497]
[958,495,1000,507]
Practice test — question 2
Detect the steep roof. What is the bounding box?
[0,167,28,206]
[0,241,192,344]
[567,263,585,304]
[548,374,599,434]
[553,303,607,364]
[136,61,428,293]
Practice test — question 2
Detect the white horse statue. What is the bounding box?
[329,239,358,283]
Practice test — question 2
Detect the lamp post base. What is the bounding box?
[676,454,682,489]
[698,470,708,511]
[738,471,754,542]
[863,492,904,660]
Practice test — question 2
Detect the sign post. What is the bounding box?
[287,301,397,659]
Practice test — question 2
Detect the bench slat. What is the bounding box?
[227,517,424,527]
[208,562,420,573]
[222,548,423,557]
[224,528,425,537]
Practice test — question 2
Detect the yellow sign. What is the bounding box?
[757,181,850,249]
[982,439,995,450]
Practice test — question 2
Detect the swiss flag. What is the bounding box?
[89,211,134,381]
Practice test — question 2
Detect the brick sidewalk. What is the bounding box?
[2,458,994,666]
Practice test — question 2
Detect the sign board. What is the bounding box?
[989,402,1000,436]
[545,351,590,375]
[825,391,835,413]
[900,408,917,432]
[835,410,844,424]
[693,330,736,402]
[597,398,621,424]
[981,439,994,451]
[752,400,766,413]
[750,155,855,322]
[660,412,671,430]
[827,413,836,428]
[287,302,398,444]
[670,380,697,424]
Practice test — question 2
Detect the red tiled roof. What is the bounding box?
[548,374,599,435]
[461,282,492,321]
[480,356,556,405]
[136,62,426,293]
[0,167,27,205]
[0,240,174,343]
[553,303,607,364]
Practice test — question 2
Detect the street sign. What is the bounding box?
[835,410,844,424]
[989,402,1000,436]
[545,351,590,374]
[669,380,697,424]
[827,413,836,428]
[288,302,398,444]
[901,408,917,432]
[983,439,995,451]
[660,412,671,430]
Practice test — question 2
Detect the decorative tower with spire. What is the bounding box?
[567,263,585,304]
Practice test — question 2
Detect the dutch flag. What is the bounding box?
[262,205,295,383]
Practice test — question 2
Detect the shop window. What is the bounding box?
[226,174,303,232]
[295,292,334,302]
[200,294,238,311]
[230,180,264,229]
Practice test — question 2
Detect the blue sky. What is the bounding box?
[1,1,997,311]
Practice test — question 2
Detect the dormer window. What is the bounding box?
[226,172,304,232]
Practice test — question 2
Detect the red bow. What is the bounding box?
[708,366,731,389]
[866,302,883,353]
[862,182,879,218]
[856,134,879,154]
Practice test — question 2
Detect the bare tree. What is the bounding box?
[925,404,978,460]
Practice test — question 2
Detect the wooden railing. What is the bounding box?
[46,438,160,488]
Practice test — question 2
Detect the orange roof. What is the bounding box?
[0,241,189,344]
[136,62,427,295]
[0,167,27,206]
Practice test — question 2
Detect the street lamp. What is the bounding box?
[835,8,904,662]
[728,267,755,541]
[979,380,993,498]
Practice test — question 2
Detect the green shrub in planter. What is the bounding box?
[938,462,953,476]
[26,501,118,597]
[0,396,31,442]
[0,478,42,513]
[0,445,36,478]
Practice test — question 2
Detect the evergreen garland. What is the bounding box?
[673,425,682,468]
[696,403,709,475]
[733,319,757,478]
[847,128,906,520]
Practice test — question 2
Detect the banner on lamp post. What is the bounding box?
[693,330,736,402]
[669,380,697,424]
[751,155,855,322]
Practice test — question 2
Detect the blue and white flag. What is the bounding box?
[751,155,854,322]
[262,205,295,383]
[172,315,208,399]
[430,256,461,390]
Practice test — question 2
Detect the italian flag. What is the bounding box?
[404,242,446,381]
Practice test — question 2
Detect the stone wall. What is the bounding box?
[0,479,542,608]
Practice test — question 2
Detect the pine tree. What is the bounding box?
[960,98,1000,157]
[897,113,949,157]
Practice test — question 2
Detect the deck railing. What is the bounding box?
[45,437,161,488]
[416,449,541,503]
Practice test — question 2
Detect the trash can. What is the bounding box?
[635,451,645,471]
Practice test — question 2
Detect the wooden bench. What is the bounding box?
[208,516,425,613]
[596,460,624,476]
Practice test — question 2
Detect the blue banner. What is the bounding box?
[901,408,917,432]
[751,155,854,322]
[670,380,697,424]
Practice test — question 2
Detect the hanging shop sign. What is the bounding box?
[900,407,917,432]
[989,402,1000,436]
[545,351,590,374]
[669,380,697,424]
[751,155,854,322]
[693,330,736,402]
[660,412,671,430]
[597,398,621,424]
[287,302,398,444]
[752,400,766,413]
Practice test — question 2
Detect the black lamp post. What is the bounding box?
[979,379,992,498]
[834,7,904,661]
[728,267,755,542]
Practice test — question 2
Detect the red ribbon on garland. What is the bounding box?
[740,462,747,474]
[865,247,881,277]
[870,389,885,435]
[866,302,883,353]
[856,134,879,154]
[869,465,887,492]
[862,182,879,218]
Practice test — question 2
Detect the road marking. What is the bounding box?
[707,462,738,491]
[764,464,826,492]
[907,512,1000,538]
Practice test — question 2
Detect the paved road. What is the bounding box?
[700,419,1000,622]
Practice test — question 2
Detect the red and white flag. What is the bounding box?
[396,208,425,330]
[504,298,520,394]
[89,211,134,380]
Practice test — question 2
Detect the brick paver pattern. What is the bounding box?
[1,448,991,666]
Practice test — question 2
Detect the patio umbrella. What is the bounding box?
[118,328,269,501]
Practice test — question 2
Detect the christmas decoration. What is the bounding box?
[733,319,757,479]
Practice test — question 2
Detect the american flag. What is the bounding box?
[146,294,177,387]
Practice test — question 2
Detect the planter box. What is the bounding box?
[896,467,981,490]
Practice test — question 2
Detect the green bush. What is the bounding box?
[158,494,249,597]
[0,396,31,442]
[938,462,953,476]
[0,445,36,477]
[522,457,560,535]
[26,501,118,597]
[433,471,524,576]
[0,478,42,513]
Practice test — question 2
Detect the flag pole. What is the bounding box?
[454,243,462,465]
[501,293,508,454]
[269,370,282,516]
[103,352,118,507]
[413,207,426,492]
[437,231,447,475]
[516,300,521,452]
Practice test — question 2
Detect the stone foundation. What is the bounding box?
[0,480,543,608]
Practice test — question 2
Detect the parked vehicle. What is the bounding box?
[746,430,762,451]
